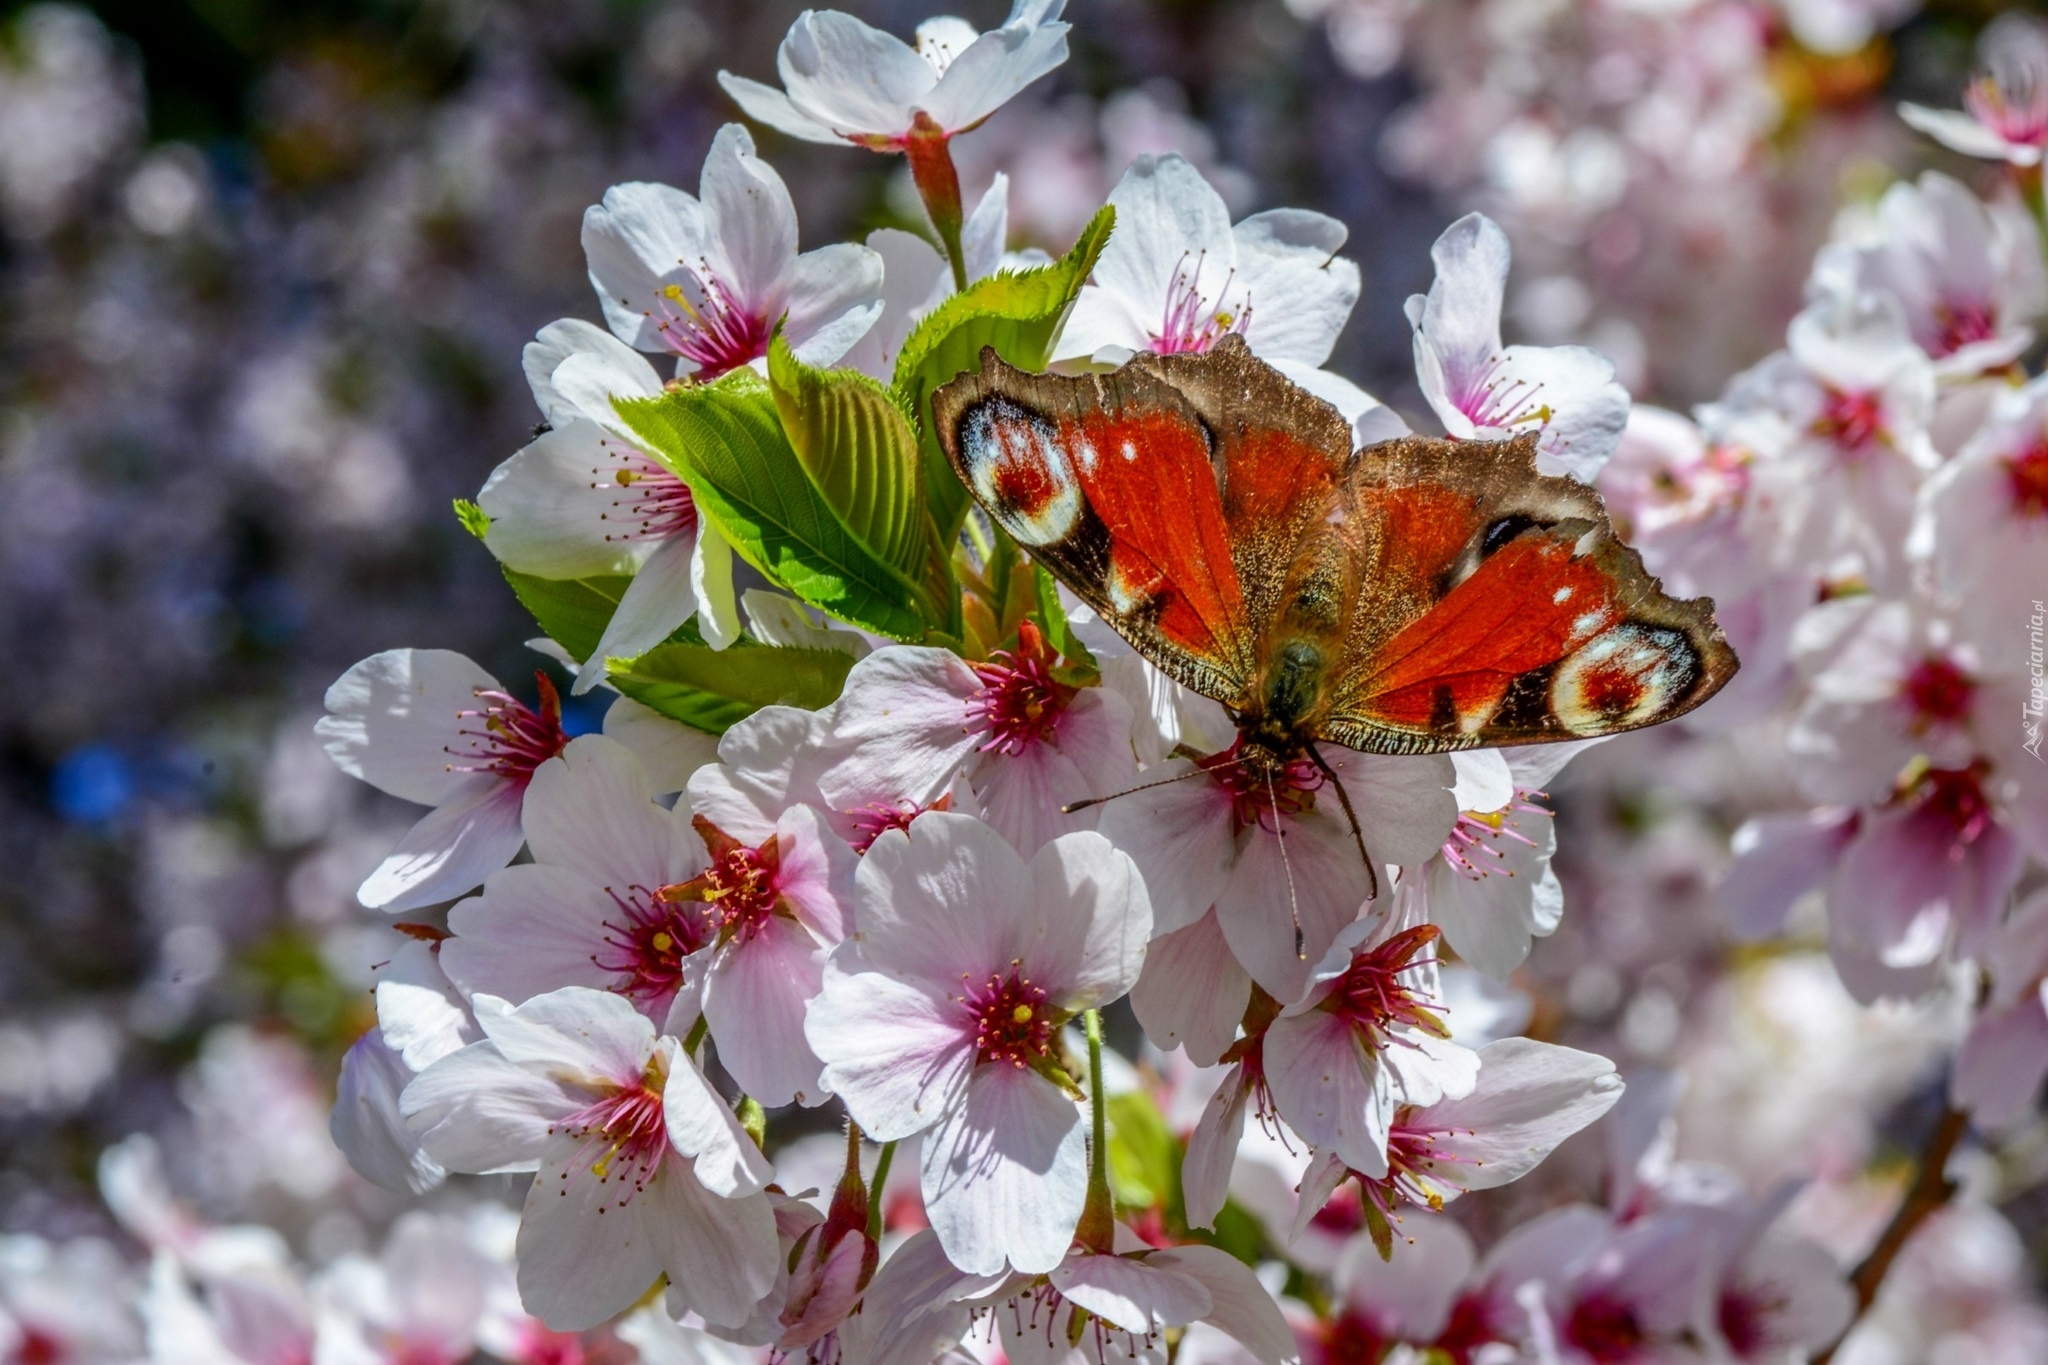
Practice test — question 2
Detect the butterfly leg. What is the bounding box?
[1306,742,1380,904]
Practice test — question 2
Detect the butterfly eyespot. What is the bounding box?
[956,396,1082,548]
[1550,623,1700,733]
[1480,514,1540,557]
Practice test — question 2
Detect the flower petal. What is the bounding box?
[809,963,975,1142]
[578,532,700,694]
[317,648,500,807]
[583,181,716,355]
[921,1064,1087,1276]
[704,916,827,1108]
[1130,909,1250,1067]
[357,781,527,913]
[515,1135,666,1332]
[785,243,888,367]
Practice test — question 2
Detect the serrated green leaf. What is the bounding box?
[614,370,943,642]
[502,568,633,663]
[892,205,1114,546]
[609,639,853,735]
[453,498,490,540]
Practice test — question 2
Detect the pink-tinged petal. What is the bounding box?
[332,1032,445,1195]
[524,318,651,428]
[784,243,887,367]
[583,181,717,355]
[1951,999,2048,1129]
[1383,1029,1479,1113]
[1024,831,1152,1010]
[1423,810,1559,980]
[1096,761,1237,937]
[663,1043,772,1197]
[1085,155,1237,336]
[775,10,937,137]
[703,916,827,1108]
[1330,752,1459,867]
[1146,1243,1295,1365]
[474,987,655,1080]
[852,812,1032,988]
[358,780,527,912]
[1405,1038,1624,1197]
[1491,343,1630,481]
[715,72,842,145]
[967,741,1090,855]
[1827,810,1954,963]
[921,1064,1087,1276]
[1720,1236,1854,1355]
[516,1134,666,1332]
[698,705,827,826]
[401,1042,575,1175]
[478,423,651,579]
[773,803,857,944]
[1331,1214,1474,1341]
[1215,805,1373,1003]
[441,865,622,1005]
[818,647,984,811]
[1898,103,2036,163]
[1718,810,1854,942]
[1262,1010,1390,1178]
[1053,684,1140,801]
[373,939,475,1071]
[1049,1253,1211,1334]
[916,8,1071,134]
[835,1230,1005,1365]
[1410,213,1510,434]
[318,648,501,806]
[642,1154,780,1329]
[549,344,665,440]
[809,964,975,1142]
[603,696,720,800]
[521,735,671,884]
[578,532,700,694]
[1131,910,1250,1067]
[1181,1067,1249,1231]
[696,124,797,308]
[1232,209,1361,367]
[1449,750,1514,814]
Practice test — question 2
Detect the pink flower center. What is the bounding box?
[1316,1310,1395,1365]
[653,268,773,379]
[593,885,710,1009]
[1931,297,2000,357]
[963,962,1053,1067]
[11,1330,65,1365]
[1200,740,1324,835]
[596,449,697,544]
[662,819,785,945]
[1355,1119,1479,1224]
[2005,443,2048,519]
[512,1326,590,1365]
[1455,356,1556,436]
[548,1070,669,1207]
[1965,66,2048,147]
[1434,1294,1504,1362]
[1717,1286,1788,1357]
[1326,924,1449,1044]
[444,672,569,787]
[1307,1178,1365,1235]
[1898,763,1993,846]
[966,622,1075,756]
[1440,792,1548,879]
[1814,387,1884,452]
[1151,250,1250,355]
[845,795,950,854]
[1561,1294,1648,1364]
[1900,655,1975,729]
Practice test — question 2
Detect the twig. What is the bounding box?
[1811,1105,1969,1365]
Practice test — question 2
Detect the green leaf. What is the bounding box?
[767,332,947,617]
[1106,1089,1183,1219]
[502,568,633,663]
[614,370,944,642]
[609,638,854,735]
[892,205,1115,546]
[453,498,490,540]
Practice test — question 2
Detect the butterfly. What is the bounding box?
[931,336,1737,887]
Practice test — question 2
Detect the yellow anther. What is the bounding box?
[652,932,674,953]
[1011,1004,1035,1025]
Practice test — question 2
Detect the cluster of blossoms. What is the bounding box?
[12,3,2048,1365]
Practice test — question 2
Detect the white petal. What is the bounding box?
[643,1156,781,1328]
[921,1065,1087,1276]
[1330,752,1459,867]
[1403,1037,1624,1196]
[584,180,718,354]
[439,865,622,1006]
[357,781,527,912]
[703,916,827,1108]
[332,1032,445,1195]
[516,1135,666,1332]
[603,696,721,797]
[1329,1214,1474,1340]
[1233,209,1361,366]
[550,348,665,442]
[476,986,656,1080]
[697,124,798,308]
[317,648,500,806]
[809,962,974,1142]
[1180,1068,1249,1231]
[715,72,844,145]
[1095,762,1236,937]
[662,1043,773,1197]
[374,938,476,1070]
[478,422,654,579]
[785,243,888,367]
[401,1041,574,1175]
[1145,1244,1296,1365]
[1491,343,1630,482]
[1089,155,1237,327]
[776,10,936,137]
[524,318,645,428]
[1262,1011,1391,1178]
[523,734,672,883]
[1897,103,2035,163]
[1412,212,1511,437]
[578,532,700,693]
[1214,806,1374,1003]
[1130,910,1250,1067]
[1024,831,1152,1009]
[850,811,1033,986]
[818,647,983,809]
[916,9,1071,133]
[691,517,743,650]
[1049,1253,1210,1333]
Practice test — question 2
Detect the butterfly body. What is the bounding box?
[934,337,1737,768]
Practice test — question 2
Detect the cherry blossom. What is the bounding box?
[401,988,777,1332]
[805,813,1150,1276]
[317,649,568,912]
[583,124,883,382]
[1918,374,2048,670]
[1951,887,2048,1129]
[1407,212,1631,482]
[1901,24,2048,167]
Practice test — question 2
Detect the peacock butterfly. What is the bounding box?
[932,336,1737,817]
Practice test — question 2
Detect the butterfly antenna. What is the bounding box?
[1264,765,1306,960]
[1307,742,1380,902]
[1060,762,1215,815]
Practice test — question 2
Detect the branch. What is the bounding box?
[1811,1105,1969,1365]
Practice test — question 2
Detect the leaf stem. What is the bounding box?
[867,1140,897,1241]
[1076,1008,1116,1252]
[1811,1104,1969,1364]
[904,112,969,293]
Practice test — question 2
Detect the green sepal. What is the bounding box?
[453,498,490,540]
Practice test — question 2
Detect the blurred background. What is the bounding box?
[0,0,2038,1317]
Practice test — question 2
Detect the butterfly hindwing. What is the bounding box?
[1324,433,1736,752]
[933,347,1258,701]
